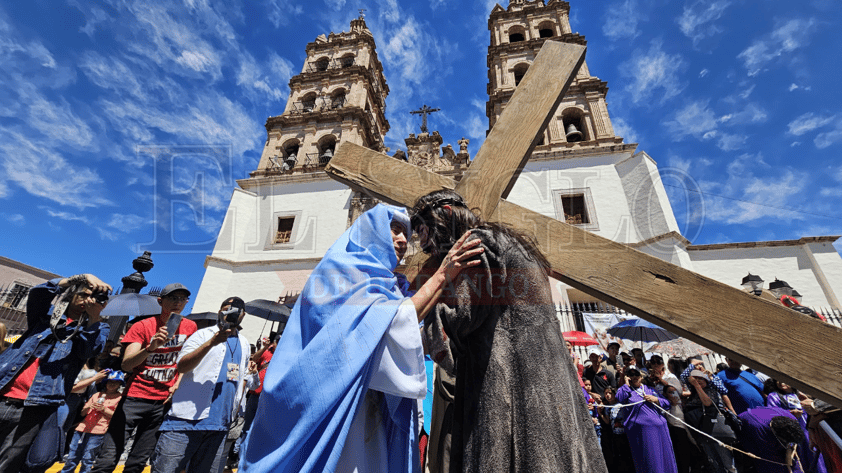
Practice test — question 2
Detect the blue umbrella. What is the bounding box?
[607,319,678,343]
[101,293,161,319]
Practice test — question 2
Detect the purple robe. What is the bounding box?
[767,392,826,473]
[616,384,677,473]
[738,406,805,473]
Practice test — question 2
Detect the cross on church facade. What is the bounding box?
[410,104,440,133]
[326,42,842,405]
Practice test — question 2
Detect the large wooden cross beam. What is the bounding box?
[326,41,842,405]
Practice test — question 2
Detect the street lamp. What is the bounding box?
[768,278,793,298]
[741,273,764,296]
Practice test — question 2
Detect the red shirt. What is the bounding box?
[0,358,40,399]
[123,315,197,400]
[251,347,274,395]
[76,390,122,434]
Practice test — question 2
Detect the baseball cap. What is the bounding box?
[587,347,603,357]
[161,283,191,297]
[607,342,621,350]
[107,371,126,384]
[221,296,245,312]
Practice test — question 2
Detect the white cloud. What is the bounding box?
[699,69,709,78]
[786,112,835,136]
[664,101,718,140]
[713,132,747,150]
[1,213,24,226]
[724,103,768,125]
[664,100,756,151]
[814,123,842,149]
[620,40,684,104]
[236,52,291,103]
[266,1,303,27]
[610,116,638,144]
[603,0,643,40]
[677,0,731,45]
[699,156,808,224]
[79,52,144,98]
[0,131,112,209]
[107,213,149,232]
[738,18,817,76]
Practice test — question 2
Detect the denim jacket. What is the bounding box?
[0,279,109,406]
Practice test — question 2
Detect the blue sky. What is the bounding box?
[1,0,840,310]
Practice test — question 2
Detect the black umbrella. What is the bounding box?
[245,299,291,323]
[185,311,218,322]
[101,293,162,342]
[101,293,161,319]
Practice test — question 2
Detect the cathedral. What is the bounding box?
[191,0,842,342]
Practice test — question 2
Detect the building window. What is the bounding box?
[340,55,355,68]
[508,25,526,43]
[538,21,556,38]
[275,216,295,244]
[315,58,329,72]
[2,283,31,310]
[553,188,598,231]
[561,195,589,224]
[513,63,529,86]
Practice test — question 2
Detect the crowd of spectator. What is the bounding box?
[571,342,842,473]
[0,275,276,473]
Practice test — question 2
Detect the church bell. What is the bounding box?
[565,123,583,142]
[283,153,297,171]
[319,148,333,165]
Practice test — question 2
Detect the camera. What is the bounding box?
[219,307,241,330]
[93,291,110,305]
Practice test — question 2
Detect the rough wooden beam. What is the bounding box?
[494,199,842,405]
[326,142,842,405]
[326,142,455,207]
[454,41,586,218]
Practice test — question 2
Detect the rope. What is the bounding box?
[594,400,801,471]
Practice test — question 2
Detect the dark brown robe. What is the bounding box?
[424,228,607,472]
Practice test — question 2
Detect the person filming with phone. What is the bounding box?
[150,296,255,473]
[91,283,197,473]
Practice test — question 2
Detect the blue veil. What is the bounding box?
[240,204,419,473]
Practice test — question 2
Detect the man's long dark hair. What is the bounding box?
[410,189,551,274]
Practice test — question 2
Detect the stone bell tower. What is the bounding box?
[487,0,625,156]
[251,13,389,177]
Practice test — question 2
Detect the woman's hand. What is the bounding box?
[644,394,659,403]
[438,230,483,283]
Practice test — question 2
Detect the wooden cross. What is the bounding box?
[410,104,440,134]
[326,41,842,405]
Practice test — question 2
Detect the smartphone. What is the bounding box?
[165,312,182,340]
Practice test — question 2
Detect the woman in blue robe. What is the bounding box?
[239,204,481,473]
[616,368,677,473]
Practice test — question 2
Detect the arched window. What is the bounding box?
[538,21,556,38]
[315,57,329,72]
[561,108,588,143]
[340,54,355,68]
[300,92,317,112]
[331,89,346,109]
[318,135,337,165]
[282,140,300,171]
[508,25,526,43]
[513,63,529,86]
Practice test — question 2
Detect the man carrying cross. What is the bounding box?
[412,189,608,472]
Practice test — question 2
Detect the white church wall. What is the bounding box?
[616,152,680,244]
[804,241,842,309]
[688,245,836,308]
[511,152,642,244]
